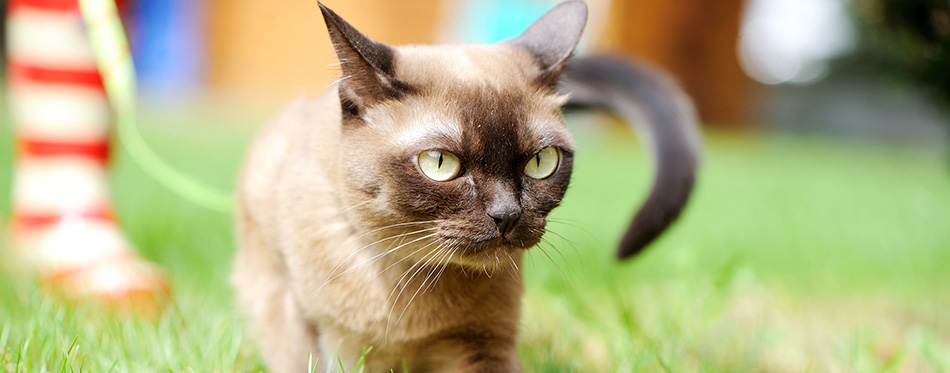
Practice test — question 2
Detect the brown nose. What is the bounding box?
[488,209,521,235]
[482,180,522,235]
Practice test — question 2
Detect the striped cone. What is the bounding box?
[7,0,168,314]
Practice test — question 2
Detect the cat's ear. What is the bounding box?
[503,0,588,85]
[319,3,412,119]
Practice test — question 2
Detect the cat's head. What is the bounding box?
[320,1,587,268]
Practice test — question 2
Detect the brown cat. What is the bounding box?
[232,1,700,372]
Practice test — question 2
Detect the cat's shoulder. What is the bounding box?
[239,91,341,212]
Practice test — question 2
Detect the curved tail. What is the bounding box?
[559,55,702,259]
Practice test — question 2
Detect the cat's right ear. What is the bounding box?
[319,3,412,120]
[503,0,588,86]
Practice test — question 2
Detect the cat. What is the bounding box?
[231,1,700,372]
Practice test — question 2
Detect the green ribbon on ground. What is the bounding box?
[78,0,234,213]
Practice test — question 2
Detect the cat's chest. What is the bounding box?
[291,245,481,338]
[281,223,519,340]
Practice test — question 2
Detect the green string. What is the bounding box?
[78,0,233,213]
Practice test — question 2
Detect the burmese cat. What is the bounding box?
[232,1,700,371]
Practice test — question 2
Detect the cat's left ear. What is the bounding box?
[319,3,412,120]
[503,0,588,85]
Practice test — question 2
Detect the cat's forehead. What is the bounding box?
[377,85,573,161]
[393,44,541,90]
[363,44,574,158]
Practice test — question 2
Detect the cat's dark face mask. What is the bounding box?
[386,89,575,266]
[338,66,577,268]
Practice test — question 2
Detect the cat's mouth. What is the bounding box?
[380,217,546,268]
[435,217,545,252]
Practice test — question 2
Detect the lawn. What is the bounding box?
[1,105,948,372]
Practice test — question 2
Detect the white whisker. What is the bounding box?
[396,246,453,323]
[353,220,444,241]
[328,198,373,218]
[385,244,446,334]
[313,230,439,296]
[505,252,519,273]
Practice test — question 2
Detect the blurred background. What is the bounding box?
[1,0,948,371]
[4,0,948,132]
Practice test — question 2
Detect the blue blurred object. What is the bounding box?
[453,0,591,52]
[455,0,553,44]
[130,0,204,97]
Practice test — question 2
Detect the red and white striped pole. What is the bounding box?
[7,0,168,311]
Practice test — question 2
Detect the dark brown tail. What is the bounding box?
[559,55,702,259]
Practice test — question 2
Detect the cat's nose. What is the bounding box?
[483,180,522,235]
[488,209,522,235]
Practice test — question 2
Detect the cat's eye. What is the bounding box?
[524,146,559,179]
[418,150,462,181]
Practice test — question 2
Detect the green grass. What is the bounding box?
[1,107,948,371]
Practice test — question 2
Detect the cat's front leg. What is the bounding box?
[457,349,522,373]
[435,334,521,373]
[232,209,320,373]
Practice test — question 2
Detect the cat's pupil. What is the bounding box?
[438,153,444,168]
[535,154,541,167]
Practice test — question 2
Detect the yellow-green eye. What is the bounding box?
[418,150,461,181]
[524,146,559,179]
